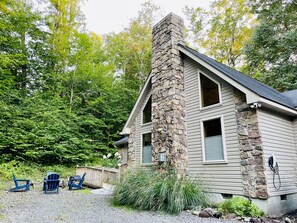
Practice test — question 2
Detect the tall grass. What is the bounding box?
[111,168,209,214]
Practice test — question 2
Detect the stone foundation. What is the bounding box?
[234,88,268,199]
[151,13,188,175]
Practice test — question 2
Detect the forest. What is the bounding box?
[0,0,296,169]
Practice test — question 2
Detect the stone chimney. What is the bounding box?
[151,13,188,174]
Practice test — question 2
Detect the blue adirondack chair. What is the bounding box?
[68,173,86,190]
[9,173,30,192]
[43,172,60,194]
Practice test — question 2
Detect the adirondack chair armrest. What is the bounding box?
[15,179,30,182]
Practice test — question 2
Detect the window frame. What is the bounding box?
[200,115,227,164]
[198,71,222,110]
[141,132,152,165]
[141,95,152,126]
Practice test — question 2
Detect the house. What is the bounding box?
[115,13,297,216]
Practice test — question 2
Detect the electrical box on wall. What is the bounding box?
[158,152,167,162]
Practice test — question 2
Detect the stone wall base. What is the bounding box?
[206,192,297,217]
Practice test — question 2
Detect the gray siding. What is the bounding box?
[293,118,297,145]
[135,92,152,164]
[184,57,243,195]
[258,109,297,196]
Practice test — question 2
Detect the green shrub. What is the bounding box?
[111,168,209,214]
[218,196,264,217]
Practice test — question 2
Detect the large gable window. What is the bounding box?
[142,133,152,164]
[142,96,152,124]
[199,73,221,108]
[201,116,226,163]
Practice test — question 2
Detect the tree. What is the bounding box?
[0,0,51,94]
[184,0,256,68]
[243,0,297,91]
[104,0,161,92]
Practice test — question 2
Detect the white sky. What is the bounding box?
[81,0,210,35]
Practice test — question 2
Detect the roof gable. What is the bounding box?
[120,74,151,135]
[179,45,297,113]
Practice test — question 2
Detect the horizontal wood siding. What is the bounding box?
[258,109,297,196]
[135,92,152,164]
[184,57,243,195]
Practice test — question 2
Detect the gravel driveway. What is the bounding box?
[0,187,237,223]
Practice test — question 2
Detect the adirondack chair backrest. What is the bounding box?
[45,173,60,190]
[78,173,86,186]
[12,173,18,187]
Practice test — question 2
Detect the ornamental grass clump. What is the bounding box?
[111,168,209,214]
[218,196,264,218]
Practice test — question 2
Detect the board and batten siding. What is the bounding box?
[258,109,297,196]
[184,57,243,195]
[134,92,152,164]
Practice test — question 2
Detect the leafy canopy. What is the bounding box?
[184,0,256,68]
[243,0,297,91]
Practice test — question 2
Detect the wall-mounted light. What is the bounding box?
[250,102,262,109]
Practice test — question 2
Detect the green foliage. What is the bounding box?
[218,197,264,218]
[243,0,297,91]
[104,0,160,92]
[184,0,256,68]
[111,168,209,214]
[0,160,75,182]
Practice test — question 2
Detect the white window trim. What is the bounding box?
[141,131,153,165]
[141,95,152,126]
[200,115,227,164]
[198,71,222,110]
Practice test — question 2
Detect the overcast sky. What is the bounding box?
[81,0,210,35]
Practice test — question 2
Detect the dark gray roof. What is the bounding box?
[180,45,296,109]
[281,90,297,108]
[114,136,128,147]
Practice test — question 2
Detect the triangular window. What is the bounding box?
[142,96,152,124]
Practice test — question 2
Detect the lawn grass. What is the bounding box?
[0,161,76,191]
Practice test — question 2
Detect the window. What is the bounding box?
[201,117,226,162]
[142,133,152,164]
[199,73,221,108]
[142,96,152,124]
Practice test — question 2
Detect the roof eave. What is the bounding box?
[259,98,297,116]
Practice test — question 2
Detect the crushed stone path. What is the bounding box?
[0,187,238,223]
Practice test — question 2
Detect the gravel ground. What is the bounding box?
[0,186,239,223]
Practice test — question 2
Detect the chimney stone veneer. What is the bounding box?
[151,13,188,174]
